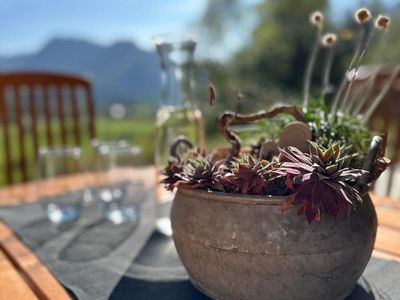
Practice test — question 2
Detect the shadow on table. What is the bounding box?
[111,278,375,300]
[110,278,210,300]
[18,214,139,263]
[110,277,375,300]
[110,231,210,300]
[345,279,376,300]
[110,230,379,300]
[19,217,62,249]
[58,217,138,262]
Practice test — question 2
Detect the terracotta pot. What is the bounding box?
[171,188,377,300]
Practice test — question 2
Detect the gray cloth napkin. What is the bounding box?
[0,184,157,300]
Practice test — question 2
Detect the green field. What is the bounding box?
[0,118,155,186]
[96,117,156,164]
[0,117,226,186]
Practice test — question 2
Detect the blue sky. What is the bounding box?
[0,0,206,55]
[0,0,398,58]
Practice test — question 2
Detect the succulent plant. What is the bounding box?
[179,154,223,190]
[215,154,269,195]
[161,148,218,191]
[161,140,384,224]
[161,156,185,191]
[276,143,367,223]
[162,147,296,196]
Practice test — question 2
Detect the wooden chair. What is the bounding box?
[0,72,96,185]
[351,66,400,197]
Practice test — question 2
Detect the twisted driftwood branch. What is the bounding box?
[169,136,193,159]
[356,134,390,193]
[218,104,307,159]
[365,134,390,183]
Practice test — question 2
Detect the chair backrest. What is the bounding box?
[0,71,96,185]
[351,66,400,197]
[369,72,400,197]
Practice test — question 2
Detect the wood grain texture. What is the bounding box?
[376,206,400,231]
[0,223,70,300]
[375,225,400,257]
[85,85,96,140]
[14,85,28,182]
[0,85,13,184]
[373,193,400,209]
[0,249,38,300]
[28,87,39,160]
[56,86,67,146]
[70,85,81,146]
[43,85,53,147]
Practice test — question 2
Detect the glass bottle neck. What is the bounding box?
[156,40,196,108]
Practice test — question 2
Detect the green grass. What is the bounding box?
[0,118,156,186]
[0,116,230,186]
[96,117,156,165]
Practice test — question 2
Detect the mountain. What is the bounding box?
[0,38,162,103]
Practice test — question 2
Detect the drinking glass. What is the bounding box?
[94,141,143,225]
[36,146,84,225]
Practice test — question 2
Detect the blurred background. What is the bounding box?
[0,0,399,185]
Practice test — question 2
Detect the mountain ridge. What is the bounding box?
[0,38,162,103]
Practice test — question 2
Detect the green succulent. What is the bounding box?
[304,100,372,166]
[161,148,218,191]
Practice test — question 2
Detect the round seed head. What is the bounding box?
[355,8,371,24]
[310,11,324,27]
[375,15,390,31]
[321,33,337,47]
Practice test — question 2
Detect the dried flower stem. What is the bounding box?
[235,91,243,113]
[303,25,322,108]
[351,74,376,116]
[330,23,366,120]
[342,27,374,113]
[339,48,366,113]
[362,66,400,124]
[341,84,354,113]
[329,77,347,121]
[351,16,390,116]
[208,84,216,106]
[345,82,367,114]
[321,46,334,97]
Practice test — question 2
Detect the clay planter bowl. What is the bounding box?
[171,188,377,300]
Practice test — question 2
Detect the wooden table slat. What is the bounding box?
[375,225,400,258]
[375,206,400,231]
[0,249,38,300]
[373,194,400,209]
[0,223,70,300]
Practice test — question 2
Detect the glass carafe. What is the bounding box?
[154,35,204,202]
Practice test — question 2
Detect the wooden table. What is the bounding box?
[0,170,399,300]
